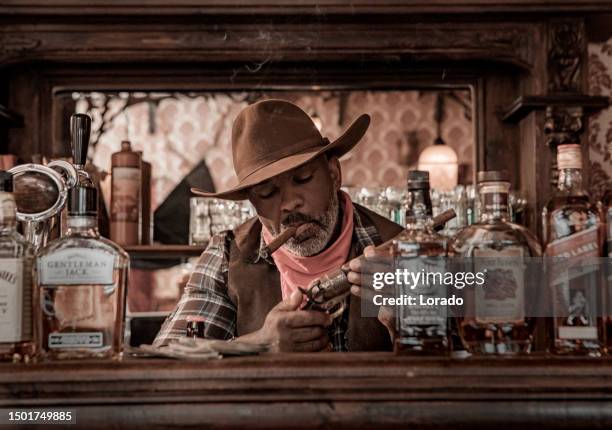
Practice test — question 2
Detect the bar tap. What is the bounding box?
[7,114,91,251]
[69,113,94,187]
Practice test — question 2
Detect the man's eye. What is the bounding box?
[295,174,313,184]
[258,188,277,199]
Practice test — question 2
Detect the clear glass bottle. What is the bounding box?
[0,171,35,362]
[391,171,449,355]
[36,184,129,360]
[542,144,605,356]
[449,171,541,355]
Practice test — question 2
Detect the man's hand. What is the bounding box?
[346,245,397,342]
[245,290,333,352]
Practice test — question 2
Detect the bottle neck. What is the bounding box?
[557,168,584,194]
[65,215,99,237]
[405,188,434,231]
[478,182,510,223]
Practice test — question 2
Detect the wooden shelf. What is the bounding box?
[124,244,206,260]
[502,94,610,123]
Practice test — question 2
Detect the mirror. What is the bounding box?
[54,88,475,315]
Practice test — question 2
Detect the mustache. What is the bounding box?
[281,212,324,229]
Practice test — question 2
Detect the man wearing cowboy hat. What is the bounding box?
[154,99,402,352]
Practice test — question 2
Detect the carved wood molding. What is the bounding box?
[0,22,533,68]
[0,34,42,64]
[548,19,586,93]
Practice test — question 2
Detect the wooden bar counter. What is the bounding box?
[1,352,612,429]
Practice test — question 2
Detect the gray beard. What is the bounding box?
[272,191,340,257]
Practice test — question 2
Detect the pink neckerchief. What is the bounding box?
[262,191,354,300]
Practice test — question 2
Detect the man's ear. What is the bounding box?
[326,155,342,192]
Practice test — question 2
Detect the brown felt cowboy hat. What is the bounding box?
[191,99,370,201]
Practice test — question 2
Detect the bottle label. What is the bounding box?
[558,326,598,340]
[557,147,582,170]
[48,332,103,348]
[111,167,140,223]
[472,248,525,323]
[0,258,32,343]
[481,191,509,213]
[546,226,601,341]
[545,225,600,258]
[0,192,16,226]
[396,257,447,327]
[38,249,114,285]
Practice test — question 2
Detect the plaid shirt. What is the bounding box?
[153,201,381,351]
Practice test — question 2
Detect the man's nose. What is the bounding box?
[279,185,304,215]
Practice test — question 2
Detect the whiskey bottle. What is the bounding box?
[0,171,35,361]
[36,184,129,360]
[35,113,129,360]
[391,170,449,355]
[449,171,541,355]
[543,144,605,356]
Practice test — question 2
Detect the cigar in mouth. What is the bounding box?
[261,224,310,257]
[264,210,457,260]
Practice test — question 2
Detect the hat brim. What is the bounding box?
[191,113,370,201]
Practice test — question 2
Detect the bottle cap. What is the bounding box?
[0,171,13,192]
[557,144,582,170]
[407,170,430,190]
[68,185,98,216]
[477,170,509,184]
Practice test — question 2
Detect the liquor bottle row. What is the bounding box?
[392,144,609,357]
[0,113,128,362]
[345,181,526,236]
[0,110,608,361]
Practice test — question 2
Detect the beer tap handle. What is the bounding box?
[70,113,91,170]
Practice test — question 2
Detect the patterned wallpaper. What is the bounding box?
[83,90,473,212]
[588,39,612,201]
[80,89,473,312]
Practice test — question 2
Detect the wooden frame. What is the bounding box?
[40,65,481,172]
[0,3,611,428]
[0,11,531,221]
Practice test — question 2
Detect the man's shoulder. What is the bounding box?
[227,216,262,263]
[206,217,259,249]
[352,202,403,241]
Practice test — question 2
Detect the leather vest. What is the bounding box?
[226,203,403,351]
